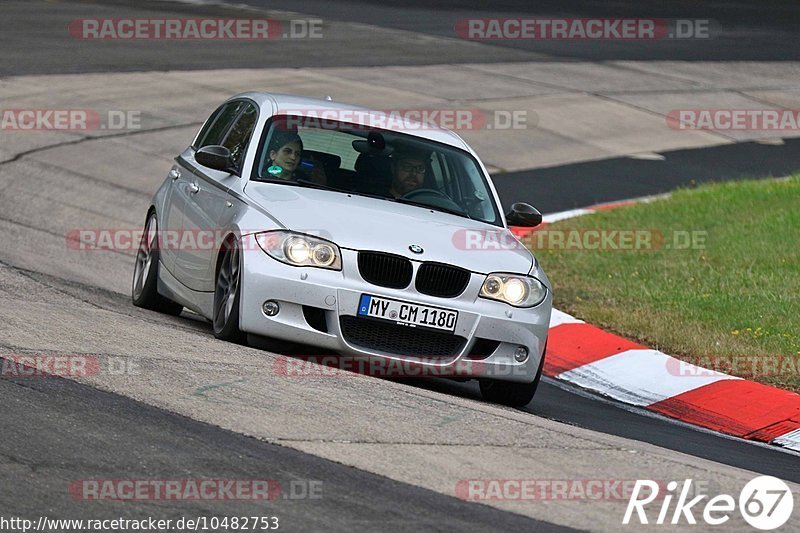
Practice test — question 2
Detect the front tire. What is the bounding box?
[213,239,245,343]
[479,344,546,407]
[131,211,183,316]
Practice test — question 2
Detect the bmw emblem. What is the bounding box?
[409,244,424,254]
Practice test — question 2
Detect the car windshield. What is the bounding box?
[251,115,502,226]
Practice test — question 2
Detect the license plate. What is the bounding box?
[357,294,458,332]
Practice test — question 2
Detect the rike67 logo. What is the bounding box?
[624,476,794,530]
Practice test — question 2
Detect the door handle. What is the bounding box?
[188,182,200,195]
[169,168,181,181]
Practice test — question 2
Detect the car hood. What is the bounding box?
[244,183,535,275]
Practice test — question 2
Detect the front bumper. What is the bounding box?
[239,247,552,383]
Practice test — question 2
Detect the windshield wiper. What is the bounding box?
[255,179,468,215]
[294,180,390,200]
[255,177,344,192]
[294,178,342,191]
[259,177,387,199]
[392,197,470,219]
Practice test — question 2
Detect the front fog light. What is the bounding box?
[514,346,529,362]
[262,300,280,316]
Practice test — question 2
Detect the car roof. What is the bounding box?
[231,91,472,151]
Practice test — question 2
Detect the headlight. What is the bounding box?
[479,273,547,307]
[255,231,342,270]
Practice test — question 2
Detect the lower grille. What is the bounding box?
[340,315,466,358]
[466,338,500,359]
[302,305,328,333]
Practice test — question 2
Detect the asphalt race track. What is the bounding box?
[1,1,799,531]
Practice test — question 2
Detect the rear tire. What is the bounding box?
[479,344,546,407]
[213,239,246,343]
[131,211,183,316]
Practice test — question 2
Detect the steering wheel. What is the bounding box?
[401,188,467,215]
[401,188,451,200]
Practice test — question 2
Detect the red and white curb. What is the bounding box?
[515,199,800,452]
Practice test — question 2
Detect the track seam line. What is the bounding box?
[0,121,201,168]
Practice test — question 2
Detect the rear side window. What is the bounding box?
[194,101,243,149]
[222,103,258,171]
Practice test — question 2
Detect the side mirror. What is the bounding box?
[196,145,237,174]
[506,202,542,227]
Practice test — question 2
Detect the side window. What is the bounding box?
[222,103,258,170]
[194,101,243,149]
[430,152,446,190]
[458,158,496,222]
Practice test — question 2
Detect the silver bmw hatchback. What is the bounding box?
[132,92,552,406]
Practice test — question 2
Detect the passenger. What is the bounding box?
[265,132,303,180]
[388,149,429,198]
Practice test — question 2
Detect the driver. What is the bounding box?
[388,149,430,198]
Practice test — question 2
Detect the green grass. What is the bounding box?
[533,175,800,392]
